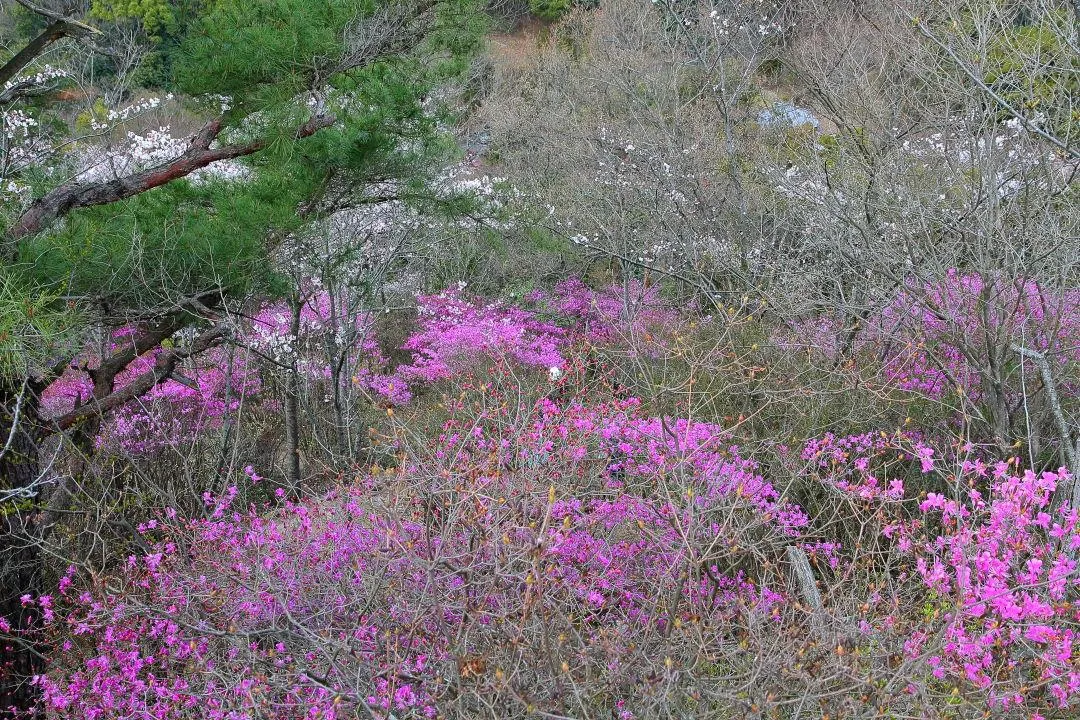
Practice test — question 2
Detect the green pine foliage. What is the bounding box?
[530,0,571,21]
[0,274,81,381]
[19,175,307,304]
[1,0,484,385]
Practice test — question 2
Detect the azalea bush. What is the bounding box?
[796,422,1080,710]
[7,275,1080,719]
[22,382,1080,718]
[26,356,808,719]
[874,271,1080,402]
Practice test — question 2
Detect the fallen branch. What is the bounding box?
[786,545,823,615]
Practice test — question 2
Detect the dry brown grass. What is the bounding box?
[485,17,551,74]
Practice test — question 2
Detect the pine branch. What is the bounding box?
[0,2,101,89]
[5,113,336,248]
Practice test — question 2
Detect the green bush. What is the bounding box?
[529,0,570,21]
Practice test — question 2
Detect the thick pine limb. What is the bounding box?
[0,20,93,89]
[87,290,224,384]
[13,0,97,27]
[0,0,101,89]
[66,291,223,452]
[51,322,229,434]
[6,113,335,244]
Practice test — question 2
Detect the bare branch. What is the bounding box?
[911,16,1078,160]
[0,378,29,466]
[1011,344,1079,486]
[14,0,100,29]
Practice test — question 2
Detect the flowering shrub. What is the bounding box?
[353,278,686,408]
[399,289,565,382]
[875,271,1080,400]
[801,429,1080,714]
[774,271,1079,405]
[540,277,683,347]
[106,347,263,454]
[354,287,567,406]
[802,430,936,502]
[248,292,383,378]
[915,461,1080,710]
[14,280,1080,719]
[26,370,797,719]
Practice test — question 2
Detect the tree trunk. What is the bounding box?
[324,287,351,460]
[328,351,349,460]
[213,344,239,488]
[283,299,303,499]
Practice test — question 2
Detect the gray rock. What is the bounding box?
[758,101,819,131]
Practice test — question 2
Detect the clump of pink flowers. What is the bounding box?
[400,288,566,382]
[802,427,1080,712]
[915,460,1080,709]
[25,381,794,718]
[15,275,1080,718]
[354,287,567,406]
[802,430,938,502]
[540,277,683,346]
[355,279,685,407]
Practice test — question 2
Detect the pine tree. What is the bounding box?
[0,0,483,710]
